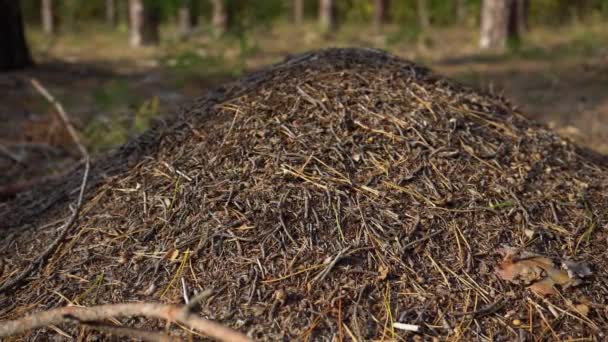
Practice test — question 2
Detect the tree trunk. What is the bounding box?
[178,0,192,39]
[417,0,430,30]
[106,0,116,26]
[293,0,304,25]
[319,0,336,32]
[190,0,199,28]
[42,0,54,34]
[373,0,389,30]
[479,0,509,51]
[508,0,528,39]
[211,0,227,36]
[455,0,466,24]
[129,0,160,47]
[0,0,34,71]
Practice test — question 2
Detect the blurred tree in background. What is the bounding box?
[0,0,33,70]
[5,0,608,58]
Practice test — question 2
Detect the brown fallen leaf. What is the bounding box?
[574,296,592,316]
[495,246,581,296]
[377,264,389,281]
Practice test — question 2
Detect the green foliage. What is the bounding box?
[339,0,374,23]
[85,96,160,154]
[87,81,159,153]
[134,96,160,133]
[83,112,129,154]
[93,80,134,111]
[162,48,245,86]
[386,24,421,45]
[164,49,225,73]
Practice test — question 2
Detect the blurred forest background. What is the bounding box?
[1,0,607,194]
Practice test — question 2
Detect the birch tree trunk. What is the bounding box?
[129,0,160,47]
[417,0,430,30]
[106,0,116,26]
[42,0,54,35]
[211,0,227,36]
[373,0,389,30]
[319,0,335,32]
[178,0,192,39]
[479,0,508,51]
[293,0,304,25]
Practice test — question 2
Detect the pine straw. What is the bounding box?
[1,48,608,340]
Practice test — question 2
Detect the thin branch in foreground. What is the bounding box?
[0,78,91,294]
[30,78,88,157]
[0,157,90,293]
[0,302,253,342]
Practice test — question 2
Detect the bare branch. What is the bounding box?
[30,78,88,158]
[0,157,89,293]
[0,303,252,342]
[0,79,90,293]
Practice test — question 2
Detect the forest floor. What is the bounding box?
[1,21,607,192]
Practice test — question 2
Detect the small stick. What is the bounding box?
[451,296,505,318]
[401,229,443,252]
[0,157,89,293]
[30,78,88,157]
[0,144,22,163]
[0,302,253,342]
[0,79,91,293]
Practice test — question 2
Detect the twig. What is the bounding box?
[0,79,90,293]
[401,229,443,252]
[0,157,89,293]
[30,78,88,157]
[313,246,350,283]
[451,296,506,318]
[0,144,22,163]
[0,302,252,342]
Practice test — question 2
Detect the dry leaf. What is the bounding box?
[495,246,581,296]
[575,303,590,316]
[165,248,180,261]
[575,296,592,316]
[377,264,389,281]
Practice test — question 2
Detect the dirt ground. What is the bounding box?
[1,22,607,192]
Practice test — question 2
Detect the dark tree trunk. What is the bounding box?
[508,0,528,39]
[106,0,116,26]
[0,0,34,71]
[373,0,389,30]
[190,0,199,27]
[293,0,304,25]
[42,0,54,34]
[480,0,508,51]
[129,0,160,47]
[319,0,336,32]
[211,0,227,36]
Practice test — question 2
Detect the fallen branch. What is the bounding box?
[0,79,90,293]
[0,302,252,342]
[30,78,87,157]
[0,157,89,293]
